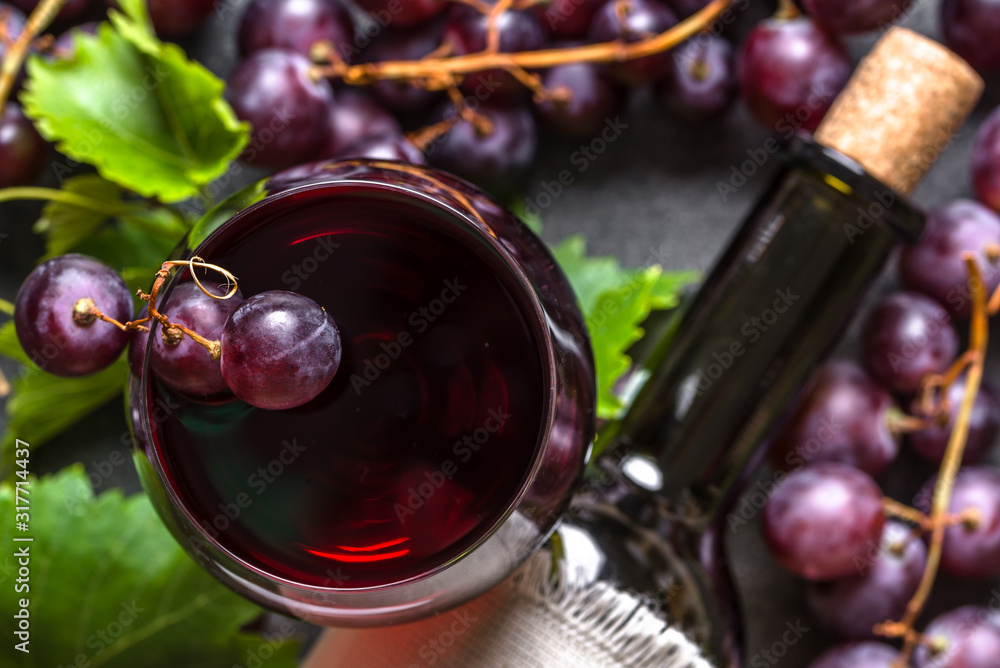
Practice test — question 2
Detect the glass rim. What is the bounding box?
[136,171,562,594]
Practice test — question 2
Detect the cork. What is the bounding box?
[814,27,983,196]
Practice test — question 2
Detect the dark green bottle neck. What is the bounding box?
[589,137,924,529]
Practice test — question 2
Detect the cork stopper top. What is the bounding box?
[814,27,983,196]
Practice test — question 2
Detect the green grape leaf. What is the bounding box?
[71,220,180,299]
[0,358,128,464]
[32,176,124,258]
[32,175,189,263]
[0,321,128,468]
[588,268,663,418]
[551,235,698,418]
[551,236,628,317]
[507,198,543,235]
[0,322,30,366]
[21,7,249,203]
[0,467,301,667]
[650,269,699,310]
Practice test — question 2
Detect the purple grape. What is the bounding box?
[535,0,606,37]
[534,60,626,138]
[809,642,900,668]
[426,102,537,195]
[665,0,712,19]
[352,0,446,28]
[942,0,1000,72]
[656,35,737,124]
[802,0,915,34]
[915,606,1000,668]
[318,89,401,157]
[899,200,1000,319]
[365,22,446,115]
[444,6,548,100]
[972,107,1000,213]
[860,292,958,396]
[588,0,679,86]
[10,0,91,20]
[151,282,244,397]
[763,462,886,580]
[225,49,335,169]
[50,22,100,61]
[737,16,851,133]
[0,103,47,188]
[332,134,426,164]
[220,291,342,410]
[917,467,1000,580]
[909,378,1000,465]
[237,0,353,58]
[147,0,219,37]
[14,255,133,377]
[769,360,900,477]
[806,521,926,639]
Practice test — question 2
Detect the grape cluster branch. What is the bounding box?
[0,0,68,115]
[311,0,731,90]
[876,253,995,667]
[74,258,239,361]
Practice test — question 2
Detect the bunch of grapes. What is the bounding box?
[13,253,343,411]
[2,0,1000,205]
[758,127,1000,666]
[221,0,742,195]
[218,0,1000,201]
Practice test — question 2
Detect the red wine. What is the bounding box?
[146,184,549,588]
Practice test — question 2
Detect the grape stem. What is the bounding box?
[0,186,190,237]
[773,0,801,20]
[75,258,239,363]
[915,349,978,418]
[310,0,731,89]
[882,497,981,533]
[884,406,938,436]
[0,0,68,115]
[138,258,237,361]
[882,498,930,529]
[878,253,990,668]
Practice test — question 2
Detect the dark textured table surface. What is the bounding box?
[3,0,1000,665]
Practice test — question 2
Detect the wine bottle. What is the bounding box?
[303,27,983,668]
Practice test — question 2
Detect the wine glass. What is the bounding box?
[127,159,596,626]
